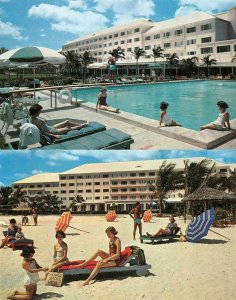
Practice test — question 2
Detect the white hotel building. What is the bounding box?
[13,158,235,213]
[61,6,236,73]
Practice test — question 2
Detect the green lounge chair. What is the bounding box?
[41,128,134,150]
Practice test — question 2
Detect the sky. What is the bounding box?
[0,150,236,187]
[1,0,236,51]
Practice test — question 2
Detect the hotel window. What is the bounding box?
[103,44,107,47]
[121,181,127,185]
[103,196,109,199]
[130,181,136,184]
[61,176,66,180]
[61,197,66,201]
[86,182,92,186]
[77,190,83,193]
[127,39,132,43]
[69,183,75,186]
[130,188,136,192]
[45,184,50,187]
[84,175,92,178]
[61,190,66,194]
[174,29,183,36]
[77,182,83,186]
[29,185,35,188]
[86,41,89,44]
[174,41,183,47]
[121,196,127,200]
[201,47,213,54]
[187,51,196,55]
[134,28,140,33]
[95,182,100,185]
[109,35,112,38]
[164,43,171,48]
[94,39,97,42]
[53,191,58,194]
[154,34,160,39]
[149,172,155,176]
[130,196,136,199]
[134,37,140,42]
[127,29,132,34]
[69,197,74,201]
[95,197,100,200]
[134,46,139,51]
[103,36,107,40]
[111,181,118,185]
[234,45,236,51]
[109,43,112,46]
[98,52,102,55]
[120,31,125,36]
[112,196,118,200]
[127,48,132,52]
[201,37,211,43]
[217,45,231,53]
[95,189,100,192]
[121,188,127,192]
[99,37,102,41]
[69,190,75,193]
[187,27,196,33]
[103,189,109,192]
[114,33,118,37]
[114,41,118,45]
[163,32,171,38]
[201,24,211,31]
[130,173,136,177]
[145,36,151,40]
[187,39,196,45]
[102,174,109,178]
[120,40,125,44]
[219,169,228,173]
[103,182,109,185]
[139,173,146,177]
[112,189,118,192]
[145,45,151,50]
[86,189,92,193]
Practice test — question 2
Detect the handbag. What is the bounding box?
[45,271,64,287]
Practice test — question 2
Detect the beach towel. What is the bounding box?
[19,123,40,147]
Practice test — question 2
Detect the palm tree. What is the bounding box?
[109,46,125,76]
[201,55,217,77]
[79,51,96,83]
[131,48,146,76]
[0,186,13,206]
[0,47,8,54]
[70,194,85,212]
[166,53,179,76]
[182,56,198,77]
[147,161,182,215]
[64,51,81,76]
[152,46,164,63]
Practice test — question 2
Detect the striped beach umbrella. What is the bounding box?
[186,208,215,243]
[55,211,73,232]
[105,210,117,222]
[143,210,153,222]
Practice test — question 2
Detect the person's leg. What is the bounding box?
[83,260,117,286]
[9,285,35,300]
[200,124,217,130]
[138,223,142,237]
[106,106,119,113]
[146,228,166,237]
[74,250,109,269]
[133,223,138,240]
[171,121,181,127]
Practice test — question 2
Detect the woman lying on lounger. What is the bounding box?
[29,103,88,139]
[0,218,18,249]
[96,87,120,113]
[146,215,179,237]
[74,226,121,286]
[200,100,230,131]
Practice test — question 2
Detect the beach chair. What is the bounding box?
[140,227,181,245]
[41,128,134,150]
[2,231,34,251]
[59,246,151,277]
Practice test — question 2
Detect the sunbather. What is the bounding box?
[29,103,88,139]
[0,218,18,249]
[96,88,120,113]
[46,230,69,277]
[129,202,143,240]
[159,101,181,127]
[74,226,121,286]
[146,215,179,237]
[15,226,25,240]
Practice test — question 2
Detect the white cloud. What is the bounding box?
[35,150,80,161]
[32,170,44,175]
[175,5,199,17]
[68,0,87,9]
[40,33,47,37]
[95,0,155,24]
[0,181,5,187]
[0,0,11,2]
[28,4,109,35]
[0,19,24,40]
[48,161,57,166]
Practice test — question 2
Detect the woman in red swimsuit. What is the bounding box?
[74,226,121,286]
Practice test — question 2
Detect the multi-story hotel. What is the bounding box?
[61,7,236,73]
[13,158,235,213]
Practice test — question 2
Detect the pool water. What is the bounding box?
[72,80,236,130]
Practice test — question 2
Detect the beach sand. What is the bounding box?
[0,214,235,300]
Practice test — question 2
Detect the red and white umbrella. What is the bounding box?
[143,210,153,222]
[55,211,73,232]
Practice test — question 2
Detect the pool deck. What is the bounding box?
[3,91,236,150]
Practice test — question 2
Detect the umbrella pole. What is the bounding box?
[33,65,36,101]
[68,225,90,233]
[209,229,230,240]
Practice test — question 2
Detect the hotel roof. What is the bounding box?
[62,157,229,175]
[14,173,59,184]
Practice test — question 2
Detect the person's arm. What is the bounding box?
[23,260,47,273]
[103,239,121,263]
[129,209,134,219]
[54,244,68,264]
[225,112,230,130]
[159,111,165,126]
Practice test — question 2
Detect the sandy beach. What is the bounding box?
[0,214,235,300]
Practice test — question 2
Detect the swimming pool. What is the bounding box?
[72,80,236,130]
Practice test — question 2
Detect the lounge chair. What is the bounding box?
[41,128,134,150]
[140,227,181,244]
[2,231,34,251]
[59,246,151,277]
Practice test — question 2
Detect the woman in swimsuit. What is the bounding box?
[29,103,88,139]
[129,202,143,240]
[74,226,121,286]
[0,218,18,248]
[159,101,181,127]
[7,246,48,300]
[96,87,120,113]
[46,230,69,276]
[200,100,230,131]
[146,215,179,237]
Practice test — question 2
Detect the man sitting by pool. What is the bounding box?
[96,88,120,113]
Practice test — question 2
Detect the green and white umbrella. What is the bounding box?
[0,46,66,99]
